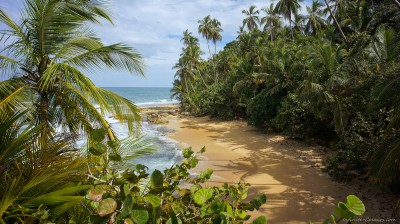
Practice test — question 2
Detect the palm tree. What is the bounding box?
[198,15,214,59]
[261,3,282,42]
[181,29,199,49]
[304,0,326,35]
[274,0,303,39]
[0,0,145,141]
[242,5,260,32]
[323,0,347,42]
[211,18,223,55]
[0,111,90,222]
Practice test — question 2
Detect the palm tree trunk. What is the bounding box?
[214,43,219,83]
[206,39,218,83]
[289,18,294,40]
[39,92,50,144]
[323,0,347,42]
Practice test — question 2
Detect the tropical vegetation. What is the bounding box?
[171,0,400,198]
[0,0,370,223]
[0,0,268,223]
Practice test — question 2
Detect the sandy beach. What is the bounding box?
[142,105,398,224]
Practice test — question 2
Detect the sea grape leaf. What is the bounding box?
[250,194,267,210]
[146,195,161,207]
[98,198,117,217]
[199,168,213,180]
[189,158,199,168]
[92,128,107,142]
[89,186,106,202]
[182,147,194,158]
[124,218,134,224]
[252,216,267,224]
[89,143,107,156]
[345,195,365,216]
[120,194,133,218]
[194,188,213,205]
[131,209,149,224]
[150,169,163,188]
[109,153,122,162]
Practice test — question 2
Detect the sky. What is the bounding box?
[0,0,311,87]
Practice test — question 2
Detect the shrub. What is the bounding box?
[271,93,335,141]
[247,89,285,128]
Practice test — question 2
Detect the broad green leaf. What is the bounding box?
[146,195,161,207]
[189,158,199,168]
[109,153,122,162]
[98,198,117,217]
[250,194,267,210]
[131,209,149,224]
[92,128,107,142]
[150,169,163,188]
[226,204,233,217]
[89,186,106,202]
[194,188,213,205]
[182,147,194,158]
[199,168,213,180]
[121,194,133,218]
[124,218,134,224]
[345,195,365,216]
[252,216,267,224]
[199,146,206,153]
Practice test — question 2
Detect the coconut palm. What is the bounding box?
[369,25,400,185]
[323,0,347,42]
[211,18,223,55]
[0,0,145,141]
[181,29,199,49]
[274,0,303,39]
[242,5,260,32]
[304,0,326,35]
[261,3,282,42]
[198,15,214,59]
[0,111,90,222]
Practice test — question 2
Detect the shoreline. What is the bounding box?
[142,105,398,223]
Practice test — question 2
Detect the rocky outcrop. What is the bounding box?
[146,113,169,124]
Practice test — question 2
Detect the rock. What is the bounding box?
[147,113,168,124]
[181,112,191,116]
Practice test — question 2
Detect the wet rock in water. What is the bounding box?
[147,113,168,124]
[181,112,191,116]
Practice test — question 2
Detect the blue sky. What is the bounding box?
[0,0,311,87]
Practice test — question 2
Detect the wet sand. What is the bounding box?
[141,105,398,223]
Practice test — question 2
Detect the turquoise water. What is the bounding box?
[103,87,178,106]
[101,87,182,172]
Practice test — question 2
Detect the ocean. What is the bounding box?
[102,87,182,172]
[104,87,179,107]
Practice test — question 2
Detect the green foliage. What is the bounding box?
[247,89,285,128]
[325,110,390,182]
[320,195,365,224]
[85,147,267,223]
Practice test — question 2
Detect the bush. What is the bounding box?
[195,82,244,119]
[271,93,335,141]
[247,89,285,128]
[325,110,390,182]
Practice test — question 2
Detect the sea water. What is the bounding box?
[103,87,182,172]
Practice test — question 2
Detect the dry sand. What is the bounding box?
[142,105,398,224]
